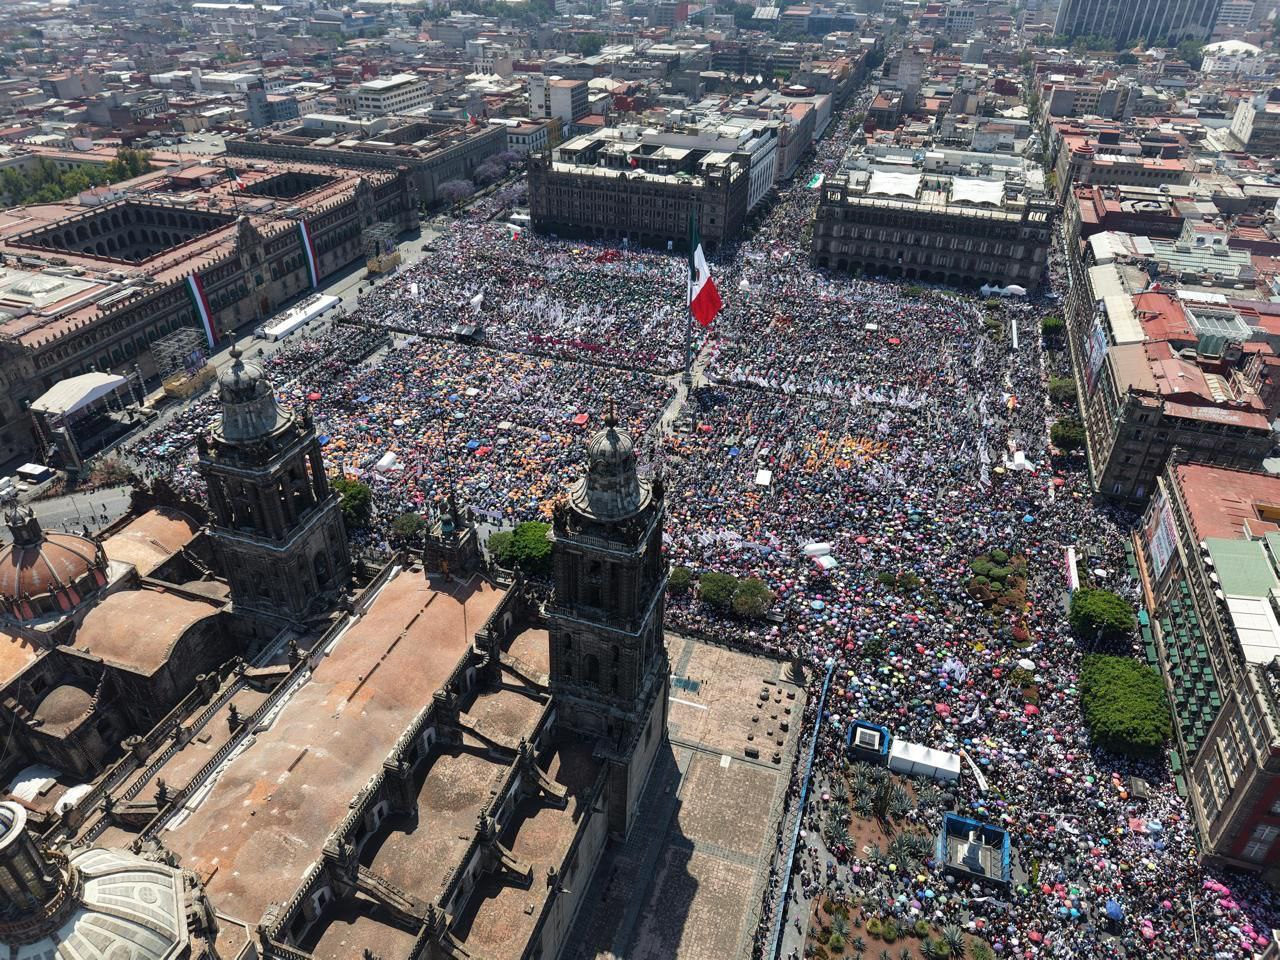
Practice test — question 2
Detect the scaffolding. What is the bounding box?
[362,222,399,260]
[152,328,208,382]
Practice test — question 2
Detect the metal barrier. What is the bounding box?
[764,659,834,960]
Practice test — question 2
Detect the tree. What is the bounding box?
[438,178,475,206]
[331,477,372,527]
[1041,314,1065,339]
[507,520,552,574]
[1048,375,1077,404]
[732,576,774,618]
[473,160,505,186]
[487,529,513,562]
[1079,653,1171,757]
[1050,417,1086,452]
[1176,38,1204,68]
[668,565,694,594]
[1069,587,1136,642]
[575,32,604,56]
[1117,51,1139,64]
[699,571,738,608]
[390,512,424,540]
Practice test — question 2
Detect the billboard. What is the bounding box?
[1084,310,1109,395]
[1143,491,1178,580]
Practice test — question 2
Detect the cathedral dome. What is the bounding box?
[216,345,289,443]
[33,684,94,727]
[0,507,109,622]
[218,347,268,406]
[0,800,209,958]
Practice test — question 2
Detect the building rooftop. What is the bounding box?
[1174,463,1280,541]
[75,589,220,675]
[160,573,504,932]
[101,507,200,577]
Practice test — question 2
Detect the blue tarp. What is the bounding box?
[356,394,371,403]
[1105,900,1124,922]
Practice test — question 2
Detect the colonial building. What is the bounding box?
[197,346,350,621]
[1134,460,1280,869]
[810,168,1053,289]
[1065,272,1275,502]
[226,118,505,207]
[0,159,418,462]
[528,127,756,250]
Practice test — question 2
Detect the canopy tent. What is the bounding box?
[30,372,128,417]
[889,739,961,782]
[754,468,773,487]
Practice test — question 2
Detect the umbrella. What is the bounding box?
[307,392,321,401]
[1105,900,1124,922]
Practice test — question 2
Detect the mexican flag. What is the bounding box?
[297,220,319,288]
[185,273,216,350]
[687,215,721,328]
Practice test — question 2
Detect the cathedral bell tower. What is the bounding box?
[197,347,349,621]
[548,405,668,837]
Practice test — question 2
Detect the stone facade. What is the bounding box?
[197,347,350,621]
[528,150,748,252]
[810,173,1054,289]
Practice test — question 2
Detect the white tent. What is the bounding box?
[30,372,128,416]
[754,468,773,487]
[889,740,961,781]
[813,554,839,571]
[803,542,833,557]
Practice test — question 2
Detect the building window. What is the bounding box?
[1241,823,1279,862]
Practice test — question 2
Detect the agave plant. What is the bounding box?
[888,784,911,820]
[886,834,917,873]
[917,781,942,810]
[831,799,850,825]
[942,924,966,959]
[832,912,850,938]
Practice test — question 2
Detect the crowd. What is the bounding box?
[119,86,1280,960]
[351,222,704,373]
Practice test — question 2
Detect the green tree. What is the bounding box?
[1176,38,1204,68]
[1079,653,1171,757]
[390,512,424,539]
[1041,314,1065,338]
[507,520,552,574]
[668,565,694,594]
[731,576,774,618]
[575,32,604,56]
[487,529,513,562]
[1051,418,1086,452]
[1048,375,1077,404]
[699,571,738,608]
[331,477,373,528]
[1069,587,1136,642]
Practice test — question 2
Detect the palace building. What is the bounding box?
[0,158,418,462]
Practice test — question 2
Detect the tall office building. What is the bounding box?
[1053,0,1221,45]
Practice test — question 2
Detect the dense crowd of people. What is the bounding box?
[120,89,1280,960]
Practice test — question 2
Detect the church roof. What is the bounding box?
[101,507,200,576]
[76,590,220,675]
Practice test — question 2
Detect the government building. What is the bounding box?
[810,160,1053,290]
[0,158,418,462]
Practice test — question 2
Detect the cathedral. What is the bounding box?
[0,357,683,960]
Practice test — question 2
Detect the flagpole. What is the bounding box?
[684,211,696,388]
